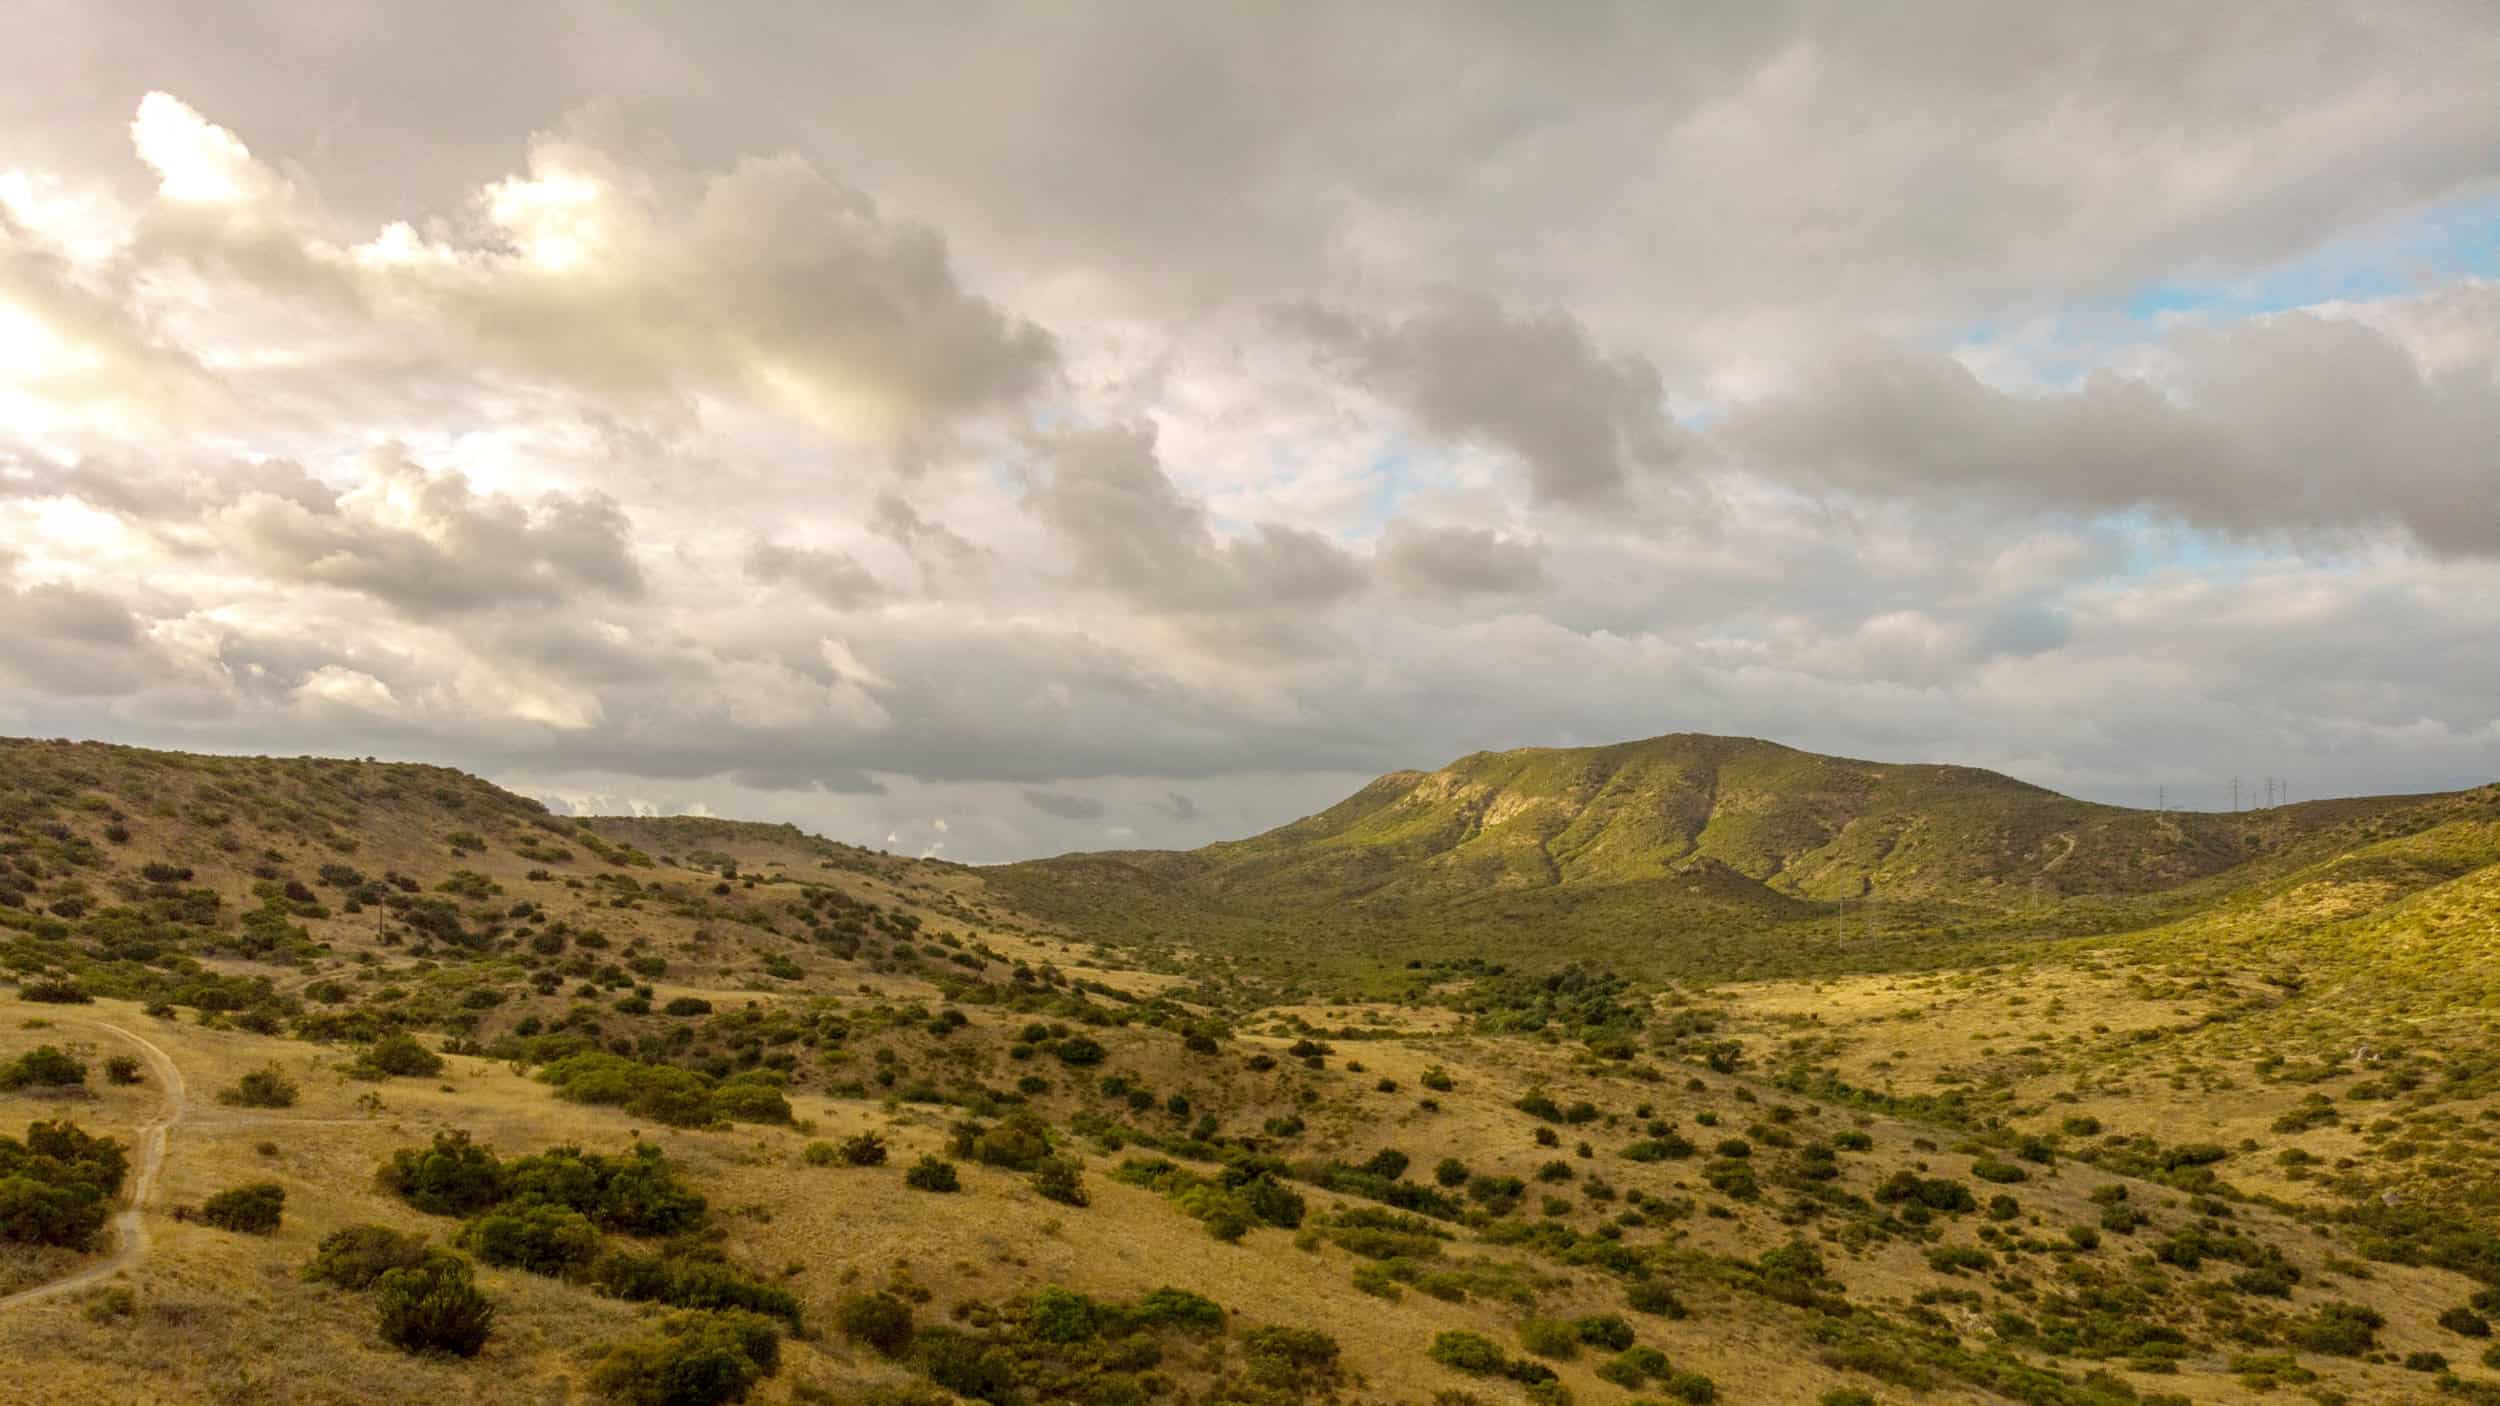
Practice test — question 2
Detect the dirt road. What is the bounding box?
[0,1020,187,1311]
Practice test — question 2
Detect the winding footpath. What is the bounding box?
[0,1020,188,1311]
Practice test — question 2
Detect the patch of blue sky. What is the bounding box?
[2124,188,2500,325]
[2095,507,2372,583]
[1949,189,2500,389]
[1349,446,1421,536]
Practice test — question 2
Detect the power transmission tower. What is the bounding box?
[2231,777,2240,812]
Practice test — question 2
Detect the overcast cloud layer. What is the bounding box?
[4,2,2499,861]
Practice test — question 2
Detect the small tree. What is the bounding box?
[904,1155,959,1193]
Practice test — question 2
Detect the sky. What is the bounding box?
[3,2,2499,863]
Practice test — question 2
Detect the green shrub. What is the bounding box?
[706,1081,793,1125]
[353,1033,445,1080]
[1132,1286,1225,1333]
[199,1181,286,1234]
[460,1204,601,1276]
[374,1254,496,1357]
[905,1156,960,1193]
[2440,1306,2492,1337]
[18,979,92,1004]
[589,1309,780,1405]
[502,1143,708,1236]
[2289,1302,2384,1357]
[539,1053,715,1127]
[840,1132,889,1166]
[218,1065,299,1109]
[0,1119,129,1249]
[1031,1157,1089,1207]
[1627,1280,1689,1318]
[1519,1317,1579,1360]
[835,1291,916,1355]
[1575,1313,1634,1350]
[590,1250,802,1326]
[1052,1035,1107,1066]
[801,1141,837,1167]
[1431,1330,1508,1374]
[379,1131,507,1216]
[0,1046,86,1090]
[305,1225,432,1290]
[662,997,713,1017]
[1243,1326,1340,1391]
[103,1056,142,1085]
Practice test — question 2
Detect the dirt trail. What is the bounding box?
[0,1020,187,1311]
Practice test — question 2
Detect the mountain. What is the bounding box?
[991,732,2494,979]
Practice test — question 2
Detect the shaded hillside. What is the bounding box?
[993,733,2485,978]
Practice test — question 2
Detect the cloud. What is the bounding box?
[1380,521,1550,597]
[33,94,1056,455]
[1722,291,2500,554]
[743,540,883,609]
[1280,295,1684,508]
[2,25,2498,864]
[1022,788,1106,820]
[205,449,644,617]
[1031,423,1368,619]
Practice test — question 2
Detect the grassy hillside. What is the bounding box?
[991,733,2485,984]
[9,735,2500,1405]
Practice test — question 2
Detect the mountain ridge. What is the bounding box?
[990,730,2494,976]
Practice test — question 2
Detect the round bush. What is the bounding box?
[459,1204,601,1276]
[375,1255,496,1358]
[199,1181,286,1234]
[835,1291,915,1355]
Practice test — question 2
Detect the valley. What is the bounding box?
[4,734,2500,1405]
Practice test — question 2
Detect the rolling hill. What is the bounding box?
[991,733,2496,980]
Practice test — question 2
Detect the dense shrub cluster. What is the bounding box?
[0,1118,128,1250]
[537,1053,790,1127]
[1113,1155,1306,1242]
[198,1181,286,1234]
[591,1309,782,1406]
[378,1133,707,1236]
[0,1045,85,1090]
